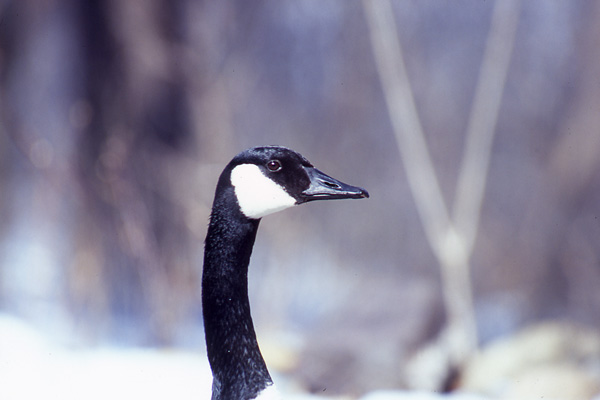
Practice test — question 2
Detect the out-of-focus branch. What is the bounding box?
[454,0,521,257]
[439,0,521,367]
[362,0,475,367]
[362,0,520,382]
[362,0,451,254]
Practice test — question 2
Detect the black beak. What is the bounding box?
[300,167,369,203]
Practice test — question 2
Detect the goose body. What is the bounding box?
[202,146,368,400]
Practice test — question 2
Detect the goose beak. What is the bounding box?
[300,167,369,202]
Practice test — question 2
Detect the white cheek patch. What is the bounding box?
[230,164,297,219]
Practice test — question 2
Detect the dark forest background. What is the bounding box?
[1,1,599,397]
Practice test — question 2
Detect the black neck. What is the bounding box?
[202,186,273,400]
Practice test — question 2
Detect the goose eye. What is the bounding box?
[266,160,282,172]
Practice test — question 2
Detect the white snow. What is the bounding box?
[0,314,212,400]
[0,315,510,400]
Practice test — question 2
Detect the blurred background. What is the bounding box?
[1,1,599,399]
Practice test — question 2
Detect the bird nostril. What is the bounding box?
[320,179,340,189]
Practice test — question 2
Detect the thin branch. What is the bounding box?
[362,0,521,374]
[453,0,521,256]
[362,0,451,255]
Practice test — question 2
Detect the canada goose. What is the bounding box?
[202,146,368,400]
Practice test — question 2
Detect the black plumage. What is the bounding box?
[202,146,368,400]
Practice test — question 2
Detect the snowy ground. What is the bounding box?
[0,314,212,400]
[0,314,494,400]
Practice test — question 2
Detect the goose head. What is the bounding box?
[204,145,368,399]
[224,146,369,219]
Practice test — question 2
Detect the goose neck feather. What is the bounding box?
[202,181,273,400]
